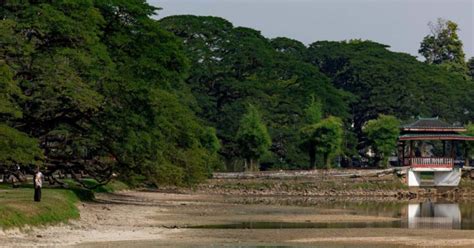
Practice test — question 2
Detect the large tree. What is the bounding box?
[307,40,474,154]
[300,96,323,168]
[1,1,218,186]
[0,63,43,170]
[160,15,349,170]
[363,115,400,168]
[468,57,474,81]
[419,18,466,66]
[236,105,271,171]
[302,116,343,168]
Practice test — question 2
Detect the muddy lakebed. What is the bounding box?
[5,171,474,247]
[183,195,474,230]
[4,191,474,247]
[76,192,474,247]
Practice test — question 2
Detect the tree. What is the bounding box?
[1,1,218,187]
[304,95,323,124]
[0,60,43,171]
[301,96,323,168]
[465,123,474,167]
[0,124,43,168]
[363,115,400,168]
[302,116,343,168]
[468,57,474,81]
[236,105,271,171]
[160,15,349,170]
[307,40,474,153]
[419,18,465,66]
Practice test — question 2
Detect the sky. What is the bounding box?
[148,0,474,60]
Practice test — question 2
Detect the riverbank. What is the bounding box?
[3,170,474,247]
[172,169,474,201]
[0,186,81,229]
[0,180,128,230]
[2,191,474,247]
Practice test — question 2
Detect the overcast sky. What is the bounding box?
[148,0,474,60]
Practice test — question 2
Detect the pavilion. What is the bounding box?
[397,117,474,187]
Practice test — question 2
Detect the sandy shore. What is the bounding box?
[1,191,474,247]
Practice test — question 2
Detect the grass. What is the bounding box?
[0,179,129,230]
[459,177,474,189]
[63,178,129,193]
[0,186,80,229]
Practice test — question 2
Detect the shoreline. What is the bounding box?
[1,190,474,247]
[3,170,474,247]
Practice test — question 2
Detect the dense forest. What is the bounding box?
[1,1,474,186]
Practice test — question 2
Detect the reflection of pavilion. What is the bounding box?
[408,202,461,229]
[398,117,474,187]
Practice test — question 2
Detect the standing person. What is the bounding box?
[34,168,44,202]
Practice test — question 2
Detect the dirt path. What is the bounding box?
[2,191,474,247]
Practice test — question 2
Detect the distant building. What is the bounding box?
[397,117,474,187]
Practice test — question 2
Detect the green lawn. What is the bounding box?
[0,186,80,229]
[0,179,129,229]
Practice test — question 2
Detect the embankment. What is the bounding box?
[173,169,474,201]
[0,179,128,230]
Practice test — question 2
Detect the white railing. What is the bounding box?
[411,157,453,168]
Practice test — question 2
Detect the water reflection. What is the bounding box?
[407,202,461,229]
[223,196,474,230]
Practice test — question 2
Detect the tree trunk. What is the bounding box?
[247,158,257,172]
[323,153,329,169]
[309,145,316,169]
[379,155,388,168]
[253,159,259,172]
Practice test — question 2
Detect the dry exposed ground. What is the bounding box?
[1,191,474,247]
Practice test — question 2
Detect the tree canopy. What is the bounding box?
[0,1,217,186]
[302,116,343,168]
[363,115,401,168]
[419,18,465,66]
[236,105,272,171]
[2,8,473,181]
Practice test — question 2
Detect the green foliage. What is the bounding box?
[201,127,221,154]
[302,116,343,168]
[300,96,324,168]
[419,18,466,66]
[466,124,474,166]
[363,115,401,168]
[0,124,43,167]
[1,1,217,186]
[0,63,22,119]
[160,15,349,170]
[236,105,272,171]
[2,5,474,180]
[307,40,474,151]
[467,124,474,137]
[468,57,474,81]
[304,96,323,124]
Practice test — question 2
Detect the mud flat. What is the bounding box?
[2,190,474,247]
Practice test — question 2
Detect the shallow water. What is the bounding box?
[193,199,474,230]
[191,220,402,229]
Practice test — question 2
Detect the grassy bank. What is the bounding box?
[0,179,128,230]
[0,186,80,229]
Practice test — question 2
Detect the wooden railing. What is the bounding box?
[410,157,453,168]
